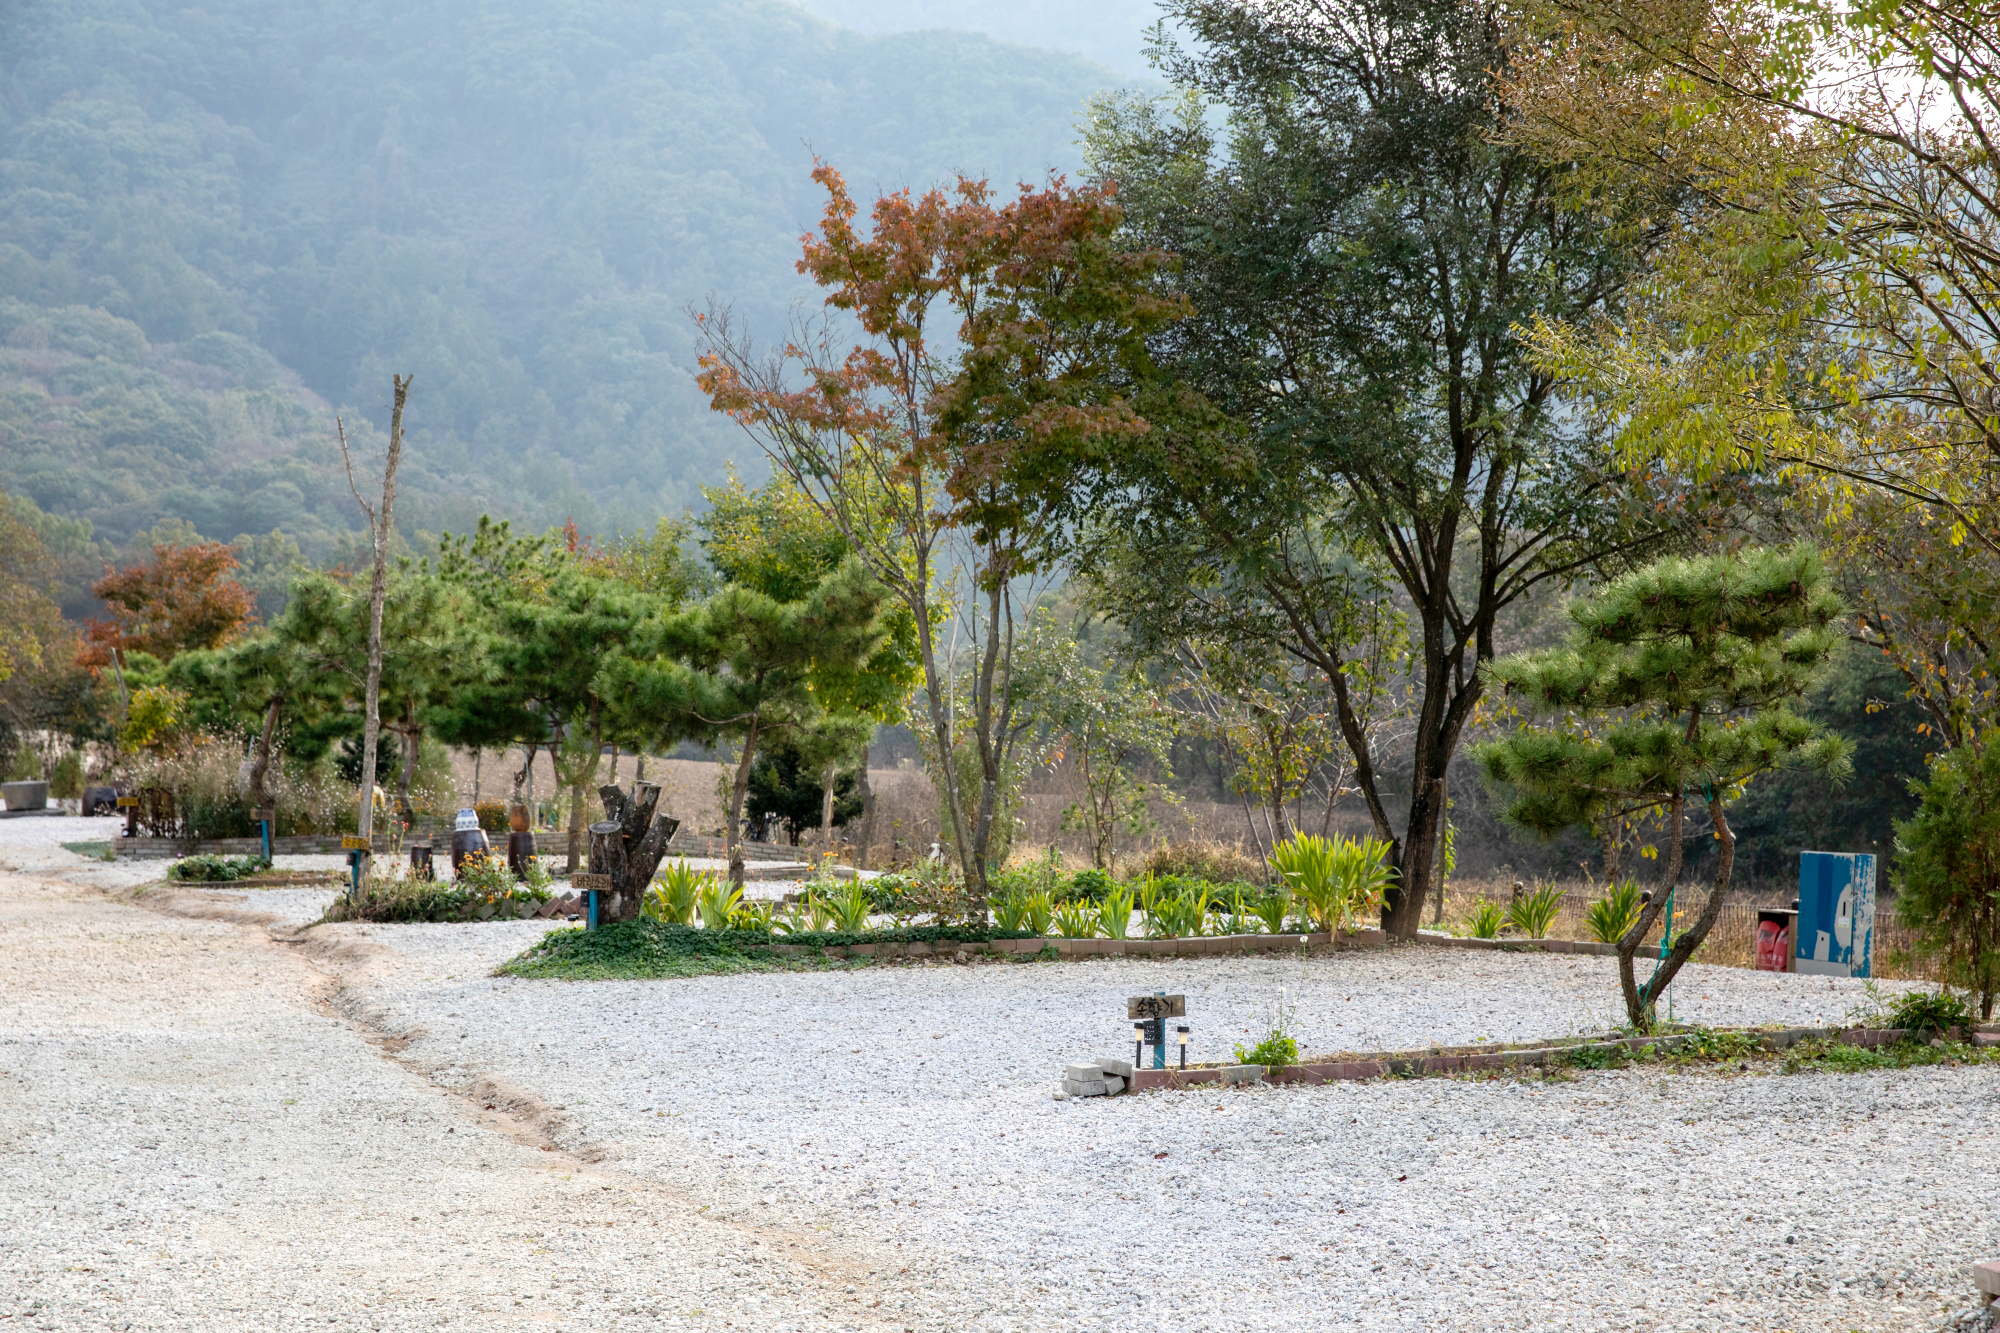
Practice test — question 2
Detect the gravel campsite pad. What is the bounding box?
[334,922,2000,1332]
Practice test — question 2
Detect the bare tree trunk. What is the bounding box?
[248,697,282,818]
[472,748,482,804]
[396,718,419,826]
[819,763,837,852]
[724,715,761,888]
[336,373,411,895]
[854,734,875,871]
[1430,776,1448,926]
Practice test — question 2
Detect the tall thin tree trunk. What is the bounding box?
[248,697,282,818]
[338,373,410,895]
[725,715,761,888]
[819,763,837,852]
[472,748,482,804]
[854,734,875,871]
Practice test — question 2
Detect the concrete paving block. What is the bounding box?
[1064,1063,1106,1082]
[1061,1077,1110,1097]
[1102,1075,1126,1094]
[1973,1259,2000,1300]
[1222,1064,1266,1085]
[1097,1057,1134,1079]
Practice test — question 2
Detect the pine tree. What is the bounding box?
[1475,546,1850,1028]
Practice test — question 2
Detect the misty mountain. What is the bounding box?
[0,0,1131,558]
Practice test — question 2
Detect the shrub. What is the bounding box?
[1066,868,1115,903]
[1468,900,1505,939]
[1252,890,1291,934]
[645,860,709,925]
[1139,838,1266,885]
[1894,742,2000,1019]
[1233,1031,1299,1068]
[1505,883,1566,938]
[1885,988,1975,1035]
[1141,876,1210,938]
[49,750,84,801]
[455,849,514,895]
[1096,886,1134,939]
[697,880,744,931]
[1583,881,1644,943]
[730,898,777,931]
[828,879,873,932]
[1052,897,1099,939]
[474,800,509,834]
[322,862,549,923]
[1268,833,1392,933]
[168,853,268,882]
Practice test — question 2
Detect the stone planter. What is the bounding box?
[1,780,49,811]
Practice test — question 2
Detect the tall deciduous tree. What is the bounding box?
[337,375,411,889]
[696,164,1181,913]
[1502,0,2000,552]
[1476,546,1850,1028]
[609,556,891,887]
[1084,0,1690,935]
[79,540,255,668]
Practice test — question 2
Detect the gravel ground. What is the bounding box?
[0,858,901,1332]
[333,921,1997,1333]
[5,808,1993,1332]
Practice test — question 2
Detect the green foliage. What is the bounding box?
[168,853,269,883]
[993,886,1057,935]
[48,749,83,800]
[1476,545,1849,1028]
[497,920,1043,980]
[1251,891,1291,934]
[323,869,549,924]
[1583,881,1645,944]
[454,850,515,897]
[1267,833,1392,933]
[1141,877,1211,938]
[1779,1035,1989,1074]
[696,880,745,932]
[0,3,1116,550]
[1053,897,1101,939]
[729,899,778,932]
[1672,1029,1767,1062]
[1468,901,1506,939]
[1884,988,1975,1035]
[1893,742,2000,1020]
[827,880,874,933]
[1067,868,1115,902]
[1505,884,1566,939]
[1034,625,1179,873]
[1097,886,1136,939]
[644,861,710,926]
[1233,1032,1299,1069]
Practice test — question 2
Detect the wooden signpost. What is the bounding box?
[341,835,371,851]
[570,873,612,890]
[572,872,613,930]
[118,795,139,840]
[1128,994,1186,1071]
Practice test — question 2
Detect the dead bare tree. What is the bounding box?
[336,373,412,894]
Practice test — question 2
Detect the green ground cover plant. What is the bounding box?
[499,920,1043,980]
[167,853,270,882]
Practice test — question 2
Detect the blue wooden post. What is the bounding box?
[1153,990,1167,1070]
[259,817,273,865]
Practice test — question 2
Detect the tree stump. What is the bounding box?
[588,781,680,922]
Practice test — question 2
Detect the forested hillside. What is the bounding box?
[0,0,1123,559]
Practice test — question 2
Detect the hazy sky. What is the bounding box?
[792,0,1166,78]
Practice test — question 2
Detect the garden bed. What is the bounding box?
[1122,1022,2000,1091]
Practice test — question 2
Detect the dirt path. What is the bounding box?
[0,867,890,1332]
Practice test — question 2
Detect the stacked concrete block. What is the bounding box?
[1057,1056,1137,1098]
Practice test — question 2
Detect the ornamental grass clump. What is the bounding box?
[1505,883,1566,938]
[644,861,708,925]
[1053,897,1099,938]
[1475,545,1848,1029]
[1468,900,1505,939]
[697,880,744,931]
[1584,881,1645,944]
[828,879,873,933]
[1268,833,1392,933]
[1097,885,1136,939]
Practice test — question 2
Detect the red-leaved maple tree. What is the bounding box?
[80,541,255,668]
[695,165,1182,907]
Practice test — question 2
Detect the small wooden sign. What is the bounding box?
[341,835,371,851]
[115,796,140,809]
[571,872,613,890]
[1127,994,1186,1020]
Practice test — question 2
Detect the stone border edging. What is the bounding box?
[769,929,1370,961]
[1126,1024,1982,1092]
[1413,929,1621,956]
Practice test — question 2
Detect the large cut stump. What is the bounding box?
[587,781,680,923]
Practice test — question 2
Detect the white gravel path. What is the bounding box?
[0,856,902,1332]
[7,805,1993,1332]
[332,922,1995,1333]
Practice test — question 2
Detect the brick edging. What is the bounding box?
[1126,1024,1953,1091]
[769,929,1372,961]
